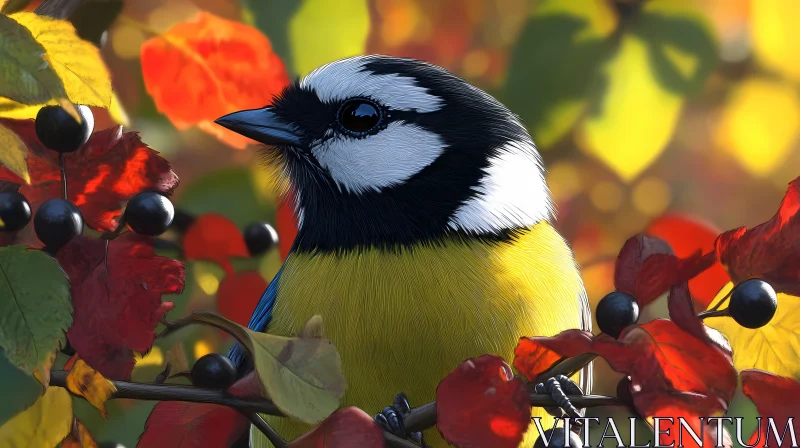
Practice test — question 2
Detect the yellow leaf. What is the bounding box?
[65,359,116,417]
[705,283,800,380]
[0,124,29,185]
[288,0,369,76]
[577,33,684,182]
[0,14,67,105]
[108,91,130,126]
[32,350,56,390]
[714,77,800,177]
[751,0,800,82]
[60,418,98,448]
[0,12,112,116]
[0,386,72,447]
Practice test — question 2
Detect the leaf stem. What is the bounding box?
[58,153,67,200]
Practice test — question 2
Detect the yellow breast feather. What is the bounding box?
[255,221,585,447]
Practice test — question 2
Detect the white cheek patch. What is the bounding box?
[300,56,443,113]
[448,140,554,233]
[311,122,446,194]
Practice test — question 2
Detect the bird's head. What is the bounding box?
[216,55,552,252]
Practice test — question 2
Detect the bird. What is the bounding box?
[216,55,591,448]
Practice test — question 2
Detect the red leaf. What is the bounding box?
[436,355,531,448]
[512,338,565,382]
[515,321,737,447]
[182,213,249,275]
[216,270,268,326]
[288,407,384,448]
[615,235,715,306]
[140,12,290,149]
[716,177,800,295]
[56,233,185,380]
[646,214,730,307]
[0,119,178,235]
[137,402,248,448]
[741,370,800,447]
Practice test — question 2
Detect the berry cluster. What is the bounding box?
[0,105,176,250]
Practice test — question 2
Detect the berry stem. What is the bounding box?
[58,153,67,200]
[697,309,730,320]
[708,287,734,312]
[247,412,288,448]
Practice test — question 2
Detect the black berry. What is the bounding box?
[35,105,94,153]
[729,279,778,329]
[97,443,125,448]
[125,191,174,236]
[191,353,237,390]
[33,198,83,250]
[244,222,279,256]
[596,291,639,339]
[534,427,582,448]
[0,191,31,231]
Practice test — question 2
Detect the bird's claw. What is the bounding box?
[535,375,585,423]
[374,392,427,446]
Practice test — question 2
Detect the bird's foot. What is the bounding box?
[535,375,585,424]
[374,392,427,446]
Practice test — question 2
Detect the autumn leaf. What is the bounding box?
[741,370,800,447]
[65,359,116,417]
[614,234,715,307]
[0,245,71,379]
[715,176,800,296]
[436,355,531,448]
[55,233,185,380]
[288,407,385,448]
[140,11,290,149]
[0,14,67,106]
[0,123,30,185]
[0,119,179,233]
[188,312,346,424]
[216,270,268,326]
[137,372,259,448]
[0,12,112,117]
[646,213,730,308]
[0,386,72,447]
[514,320,737,447]
[182,213,249,275]
[704,283,800,380]
[61,418,98,448]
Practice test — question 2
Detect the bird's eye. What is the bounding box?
[337,99,381,134]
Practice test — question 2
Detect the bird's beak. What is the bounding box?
[214,107,302,147]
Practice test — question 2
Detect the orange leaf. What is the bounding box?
[182,213,249,275]
[61,418,98,448]
[140,12,290,149]
[66,359,117,417]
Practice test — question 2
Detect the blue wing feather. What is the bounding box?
[227,264,284,368]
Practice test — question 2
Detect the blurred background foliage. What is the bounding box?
[8,0,799,445]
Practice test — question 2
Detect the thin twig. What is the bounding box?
[154,362,171,384]
[697,309,730,320]
[246,412,288,448]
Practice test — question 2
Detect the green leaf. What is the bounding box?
[241,0,303,78]
[0,14,68,105]
[0,245,72,376]
[0,351,42,426]
[0,124,29,186]
[503,0,617,149]
[288,0,369,76]
[0,0,32,14]
[177,312,346,424]
[633,1,718,95]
